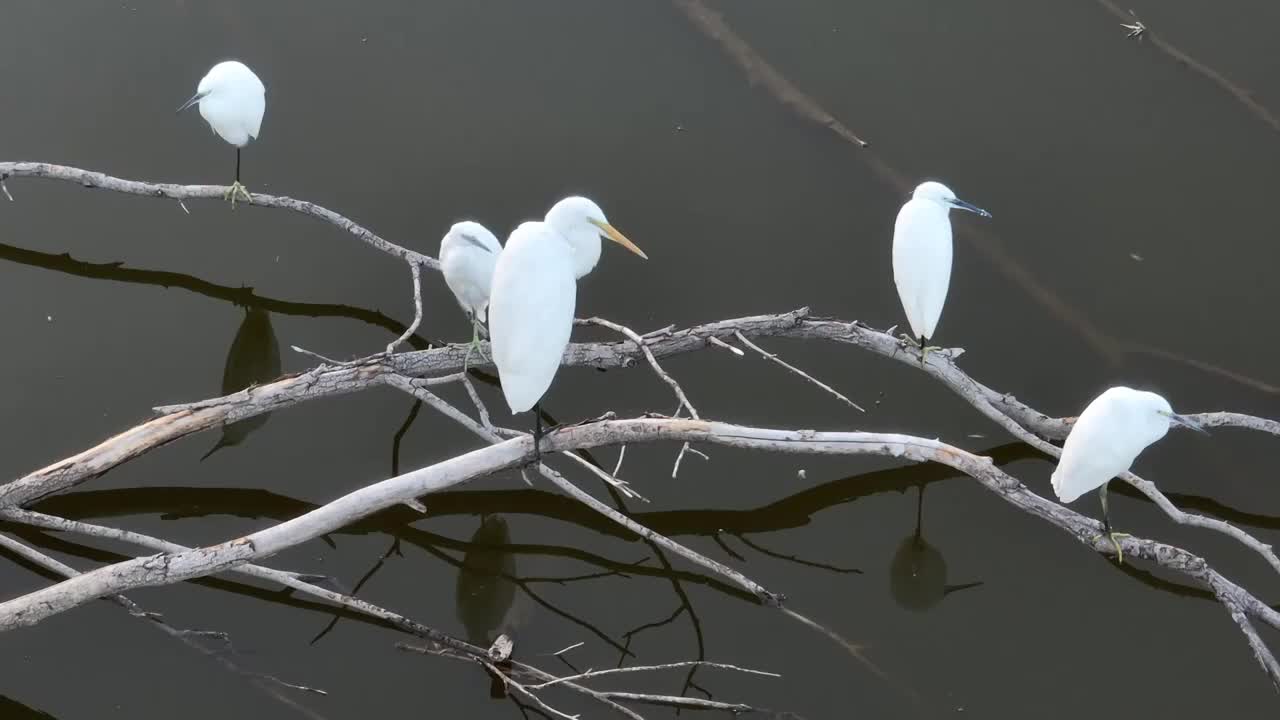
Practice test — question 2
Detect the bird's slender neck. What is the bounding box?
[552,224,601,279]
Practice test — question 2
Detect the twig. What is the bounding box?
[290,345,353,366]
[588,315,706,479]
[386,262,424,355]
[734,330,865,412]
[585,317,700,421]
[594,692,767,714]
[551,641,585,656]
[612,445,627,477]
[483,660,586,720]
[706,335,744,356]
[529,660,779,690]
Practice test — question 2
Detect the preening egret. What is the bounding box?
[1051,386,1207,560]
[546,196,648,279]
[892,181,990,361]
[177,60,265,206]
[440,221,503,360]
[488,206,646,459]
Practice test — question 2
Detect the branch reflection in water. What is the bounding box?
[16,441,1248,614]
[0,695,57,719]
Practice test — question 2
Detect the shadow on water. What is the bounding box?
[456,515,522,650]
[888,484,983,612]
[0,696,57,719]
[0,241,438,351]
[200,306,282,460]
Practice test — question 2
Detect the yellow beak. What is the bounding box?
[589,219,648,259]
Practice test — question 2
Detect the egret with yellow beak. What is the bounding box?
[488,197,647,460]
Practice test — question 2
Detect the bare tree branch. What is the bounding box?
[385,262,424,355]
[2,417,1278,690]
[0,162,435,269]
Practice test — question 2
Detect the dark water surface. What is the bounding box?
[3,1,1280,717]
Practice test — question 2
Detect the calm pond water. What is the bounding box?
[3,1,1280,717]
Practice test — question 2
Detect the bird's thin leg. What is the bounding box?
[531,402,544,465]
[466,314,489,366]
[1097,481,1132,563]
[914,484,925,540]
[918,335,944,365]
[224,147,251,206]
[463,312,484,371]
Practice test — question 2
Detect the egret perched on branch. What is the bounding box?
[488,199,647,459]
[177,60,265,206]
[1051,386,1207,562]
[440,221,503,361]
[892,181,990,362]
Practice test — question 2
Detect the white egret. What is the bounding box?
[177,60,266,206]
[488,204,646,458]
[546,196,648,279]
[892,181,990,362]
[1051,386,1207,561]
[439,221,503,359]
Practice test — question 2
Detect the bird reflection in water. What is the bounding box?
[456,514,528,698]
[889,484,983,612]
[201,306,282,461]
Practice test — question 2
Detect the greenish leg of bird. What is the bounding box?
[224,181,251,207]
[1106,532,1133,564]
[463,320,488,371]
[1095,481,1132,563]
[919,341,943,365]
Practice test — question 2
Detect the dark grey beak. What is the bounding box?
[1170,413,1210,435]
[176,91,206,113]
[949,198,992,218]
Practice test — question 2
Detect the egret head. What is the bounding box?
[446,221,499,252]
[1147,394,1209,436]
[545,196,647,278]
[176,61,262,113]
[912,181,991,218]
[1113,388,1209,445]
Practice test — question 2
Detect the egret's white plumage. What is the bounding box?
[1051,387,1203,503]
[489,222,578,414]
[440,221,503,323]
[178,60,266,204]
[892,181,990,346]
[488,200,646,428]
[181,61,265,148]
[546,196,647,279]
